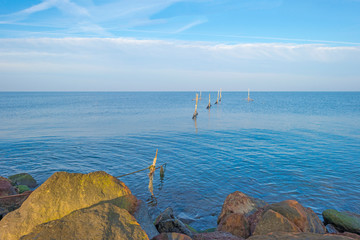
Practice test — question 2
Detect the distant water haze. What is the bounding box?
[0,92,359,230]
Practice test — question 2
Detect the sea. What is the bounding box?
[0,92,359,230]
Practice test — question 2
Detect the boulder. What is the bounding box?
[0,171,136,240]
[217,213,250,238]
[8,173,37,188]
[21,202,148,240]
[134,200,159,239]
[155,207,193,237]
[265,200,326,234]
[193,231,245,240]
[253,209,300,235]
[151,232,192,240]
[0,176,17,197]
[323,209,360,234]
[0,206,9,220]
[248,232,355,240]
[218,191,267,225]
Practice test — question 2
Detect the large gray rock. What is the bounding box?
[323,209,360,234]
[21,202,149,240]
[134,200,159,239]
[0,171,137,240]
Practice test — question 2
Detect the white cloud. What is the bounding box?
[0,38,359,91]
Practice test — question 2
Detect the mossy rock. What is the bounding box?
[323,209,360,234]
[8,173,37,188]
[17,185,30,194]
[0,171,136,240]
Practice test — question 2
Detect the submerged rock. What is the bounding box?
[0,176,17,197]
[8,173,37,188]
[21,202,148,240]
[134,200,159,239]
[155,207,193,237]
[0,171,136,240]
[323,209,360,234]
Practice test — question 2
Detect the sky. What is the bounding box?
[0,0,359,91]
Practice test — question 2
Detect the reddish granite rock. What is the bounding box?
[265,200,326,234]
[0,177,17,197]
[253,209,301,235]
[151,232,192,240]
[218,191,267,225]
[193,231,245,240]
[217,213,250,238]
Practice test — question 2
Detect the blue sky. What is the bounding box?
[0,0,360,91]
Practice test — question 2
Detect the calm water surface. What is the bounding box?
[0,92,359,230]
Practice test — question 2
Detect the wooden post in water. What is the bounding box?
[206,93,211,109]
[219,88,222,102]
[149,149,158,176]
[192,93,199,119]
[215,90,219,104]
[199,91,202,100]
[247,88,254,102]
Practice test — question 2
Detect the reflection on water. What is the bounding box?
[0,92,359,230]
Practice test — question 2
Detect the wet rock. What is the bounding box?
[265,200,326,233]
[178,212,196,224]
[134,200,159,239]
[218,191,267,225]
[0,176,17,197]
[0,171,136,240]
[217,213,250,238]
[323,209,360,234]
[253,209,300,235]
[151,232,192,240]
[248,232,355,240]
[8,173,37,188]
[21,202,148,240]
[327,224,340,234]
[194,231,245,240]
[155,208,193,237]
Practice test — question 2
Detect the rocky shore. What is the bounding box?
[1,171,359,240]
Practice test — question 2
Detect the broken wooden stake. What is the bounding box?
[192,93,199,119]
[206,93,211,109]
[215,90,219,104]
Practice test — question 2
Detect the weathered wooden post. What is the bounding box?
[149,149,158,176]
[219,88,222,102]
[247,88,254,102]
[206,93,211,109]
[192,93,199,119]
[215,90,219,104]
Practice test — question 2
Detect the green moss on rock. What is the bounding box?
[8,173,37,188]
[323,209,360,234]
